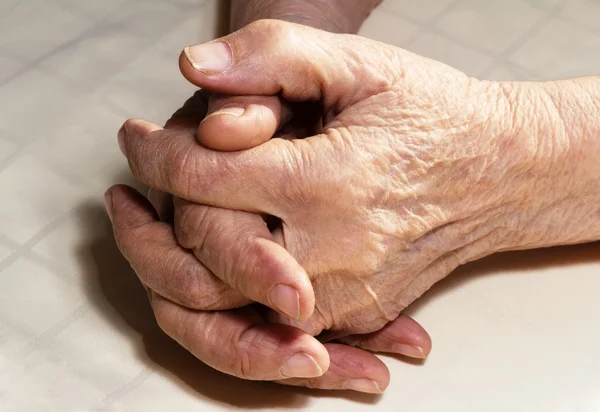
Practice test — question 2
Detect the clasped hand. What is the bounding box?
[106,20,547,393]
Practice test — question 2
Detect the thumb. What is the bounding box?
[179,19,398,112]
[198,94,291,151]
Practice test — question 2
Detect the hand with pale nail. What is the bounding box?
[110,17,600,389]
[106,0,433,394]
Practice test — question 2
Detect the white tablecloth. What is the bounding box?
[2,0,600,410]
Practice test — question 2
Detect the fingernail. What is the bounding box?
[281,353,323,378]
[184,42,232,74]
[345,379,383,394]
[210,106,245,117]
[201,106,246,125]
[269,284,300,319]
[104,190,113,222]
[393,344,427,359]
[117,125,127,156]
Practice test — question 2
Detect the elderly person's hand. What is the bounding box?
[107,0,437,394]
[107,89,432,393]
[112,20,600,389]
[119,20,600,330]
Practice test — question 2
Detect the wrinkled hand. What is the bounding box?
[107,89,431,393]
[117,20,544,337]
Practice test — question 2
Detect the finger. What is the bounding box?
[118,118,307,216]
[150,292,330,380]
[148,90,212,221]
[179,20,398,111]
[164,90,292,150]
[337,315,432,359]
[271,311,432,360]
[105,184,249,310]
[173,197,315,321]
[198,94,292,151]
[276,343,388,394]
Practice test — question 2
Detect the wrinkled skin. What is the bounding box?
[112,20,600,387]
[121,21,540,333]
[110,89,431,391]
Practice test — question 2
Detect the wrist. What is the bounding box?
[539,79,600,244]
[230,0,381,33]
[485,78,600,249]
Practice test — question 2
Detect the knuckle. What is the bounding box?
[245,19,299,58]
[233,352,253,380]
[194,213,239,283]
[329,351,363,374]
[229,328,256,379]
[167,257,205,307]
[174,202,210,250]
[267,20,296,42]
[230,326,282,379]
[239,326,281,358]
[248,18,293,38]
[174,206,251,307]
[170,258,237,310]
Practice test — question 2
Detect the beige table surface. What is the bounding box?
[1,0,600,410]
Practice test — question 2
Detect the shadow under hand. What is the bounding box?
[75,199,311,409]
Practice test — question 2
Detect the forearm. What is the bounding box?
[498,77,600,249]
[230,0,382,33]
[543,78,600,243]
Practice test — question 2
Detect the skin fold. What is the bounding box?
[106,4,600,395]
